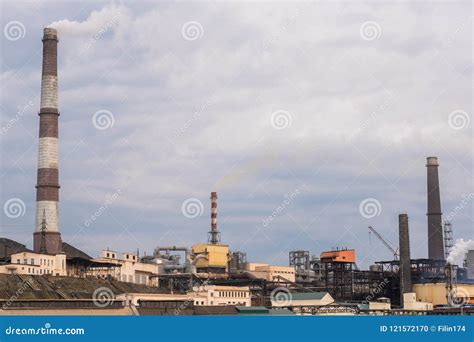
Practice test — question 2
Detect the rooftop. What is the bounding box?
[290,292,329,301]
[0,238,33,260]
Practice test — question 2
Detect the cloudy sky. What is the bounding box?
[0,1,472,268]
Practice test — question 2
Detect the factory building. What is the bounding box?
[271,292,334,307]
[92,250,159,286]
[244,263,296,283]
[192,285,251,306]
[467,250,474,280]
[190,192,229,275]
[413,283,474,306]
[0,250,66,276]
[320,249,355,263]
[402,293,433,311]
[117,285,251,307]
[192,244,229,274]
[368,298,391,311]
[1,27,473,316]
[0,238,110,278]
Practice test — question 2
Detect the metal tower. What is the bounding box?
[39,209,48,254]
[443,221,454,260]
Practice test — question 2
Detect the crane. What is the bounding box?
[368,226,399,260]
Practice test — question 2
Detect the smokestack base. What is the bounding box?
[33,231,62,254]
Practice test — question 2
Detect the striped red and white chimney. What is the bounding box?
[211,192,217,230]
[33,27,62,254]
[209,192,219,244]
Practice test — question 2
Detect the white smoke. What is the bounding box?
[48,5,125,36]
[447,239,474,266]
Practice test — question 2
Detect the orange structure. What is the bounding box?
[320,249,355,263]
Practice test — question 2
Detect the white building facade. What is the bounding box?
[0,251,66,276]
[93,250,160,286]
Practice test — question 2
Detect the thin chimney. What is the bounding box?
[399,213,412,306]
[208,192,220,244]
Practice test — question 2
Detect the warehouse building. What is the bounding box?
[92,249,160,286]
[244,263,296,282]
[271,291,334,307]
[117,285,251,307]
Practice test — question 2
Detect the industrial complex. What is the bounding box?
[0,27,473,316]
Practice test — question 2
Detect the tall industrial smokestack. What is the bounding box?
[399,213,412,306]
[208,192,220,244]
[426,157,444,260]
[33,27,62,254]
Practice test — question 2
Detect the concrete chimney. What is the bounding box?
[398,213,412,306]
[426,157,444,260]
[33,27,62,254]
[208,192,220,244]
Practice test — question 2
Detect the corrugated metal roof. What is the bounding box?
[62,242,92,260]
